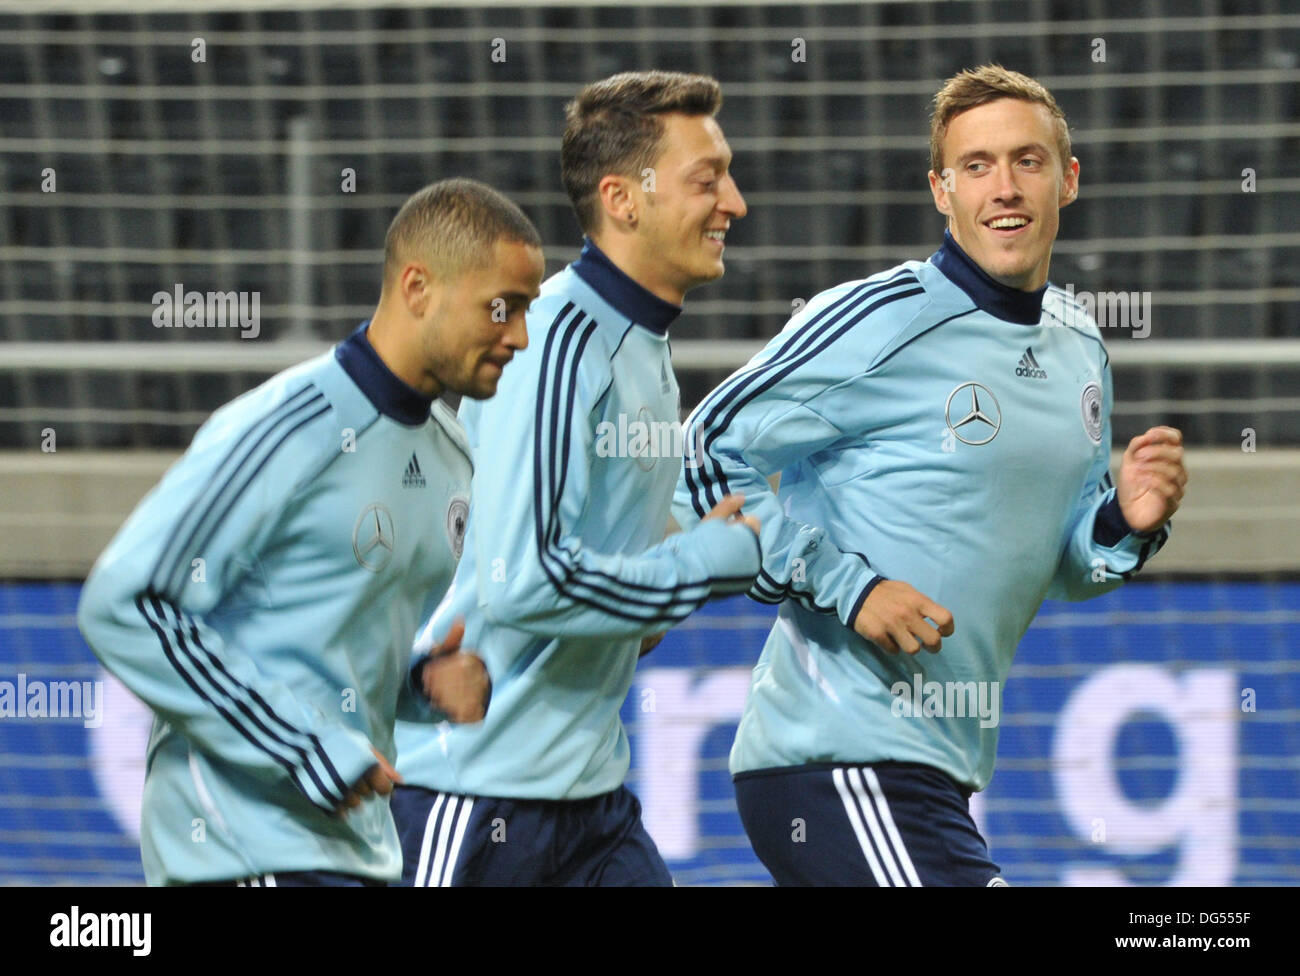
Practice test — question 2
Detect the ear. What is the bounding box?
[928,168,953,218]
[596,174,637,229]
[398,261,437,318]
[1059,156,1080,209]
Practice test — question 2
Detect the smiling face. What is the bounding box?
[928,98,1079,291]
[601,112,747,305]
[421,237,544,399]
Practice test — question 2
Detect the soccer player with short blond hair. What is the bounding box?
[676,65,1188,886]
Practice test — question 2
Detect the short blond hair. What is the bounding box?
[929,64,1071,176]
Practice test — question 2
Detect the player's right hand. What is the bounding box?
[703,493,760,536]
[337,747,403,816]
[420,618,492,723]
[853,580,954,654]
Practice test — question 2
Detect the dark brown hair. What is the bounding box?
[561,71,723,234]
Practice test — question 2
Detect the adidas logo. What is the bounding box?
[1015,347,1047,380]
[401,453,426,489]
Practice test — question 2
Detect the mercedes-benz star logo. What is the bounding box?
[944,382,1002,446]
[352,503,395,572]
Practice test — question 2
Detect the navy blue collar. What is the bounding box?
[929,230,1047,325]
[571,238,682,334]
[335,322,434,426]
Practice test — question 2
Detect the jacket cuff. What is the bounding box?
[407,654,450,724]
[306,723,377,813]
[845,573,888,629]
[1093,491,1164,547]
[691,518,763,595]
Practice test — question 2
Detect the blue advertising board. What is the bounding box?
[1,582,1296,885]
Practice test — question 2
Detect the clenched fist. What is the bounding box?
[420,618,491,723]
[1117,426,1187,534]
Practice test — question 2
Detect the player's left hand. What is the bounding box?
[420,618,492,723]
[1117,426,1187,534]
[337,747,403,816]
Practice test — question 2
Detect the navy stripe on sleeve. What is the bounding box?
[533,306,707,621]
[543,319,718,603]
[151,387,326,597]
[175,609,352,800]
[699,280,924,507]
[529,304,752,623]
[683,271,921,518]
[136,594,345,811]
[154,595,348,806]
[182,400,332,590]
[1122,525,1169,579]
[754,568,837,614]
[751,546,877,615]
